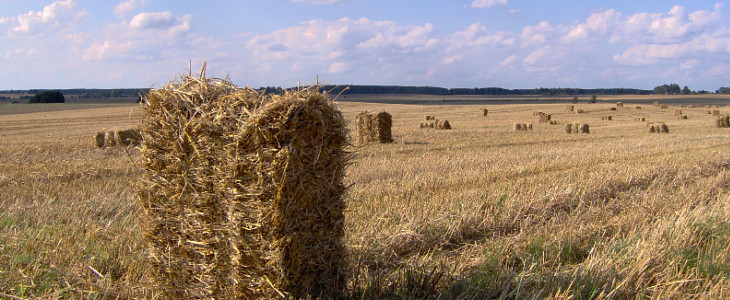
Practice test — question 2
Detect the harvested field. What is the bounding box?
[3,97,730,299]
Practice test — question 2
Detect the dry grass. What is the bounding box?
[2,98,730,299]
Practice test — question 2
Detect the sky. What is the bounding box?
[0,0,729,91]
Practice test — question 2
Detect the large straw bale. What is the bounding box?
[94,132,105,148]
[138,75,348,299]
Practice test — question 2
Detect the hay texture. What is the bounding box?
[717,114,730,128]
[648,122,670,133]
[137,75,348,299]
[357,111,393,145]
[104,131,116,147]
[117,128,142,146]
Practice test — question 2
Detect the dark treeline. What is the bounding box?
[0,88,150,98]
[261,85,654,96]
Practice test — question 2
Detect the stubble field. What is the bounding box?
[2,96,730,299]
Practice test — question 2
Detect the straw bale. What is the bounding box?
[636,106,642,109]
[660,104,669,109]
[713,109,721,116]
[616,102,623,108]
[104,131,116,147]
[549,120,558,125]
[654,101,661,107]
[716,114,730,128]
[482,109,488,116]
[678,115,688,120]
[538,112,551,123]
[527,123,533,130]
[601,116,613,121]
[94,132,105,148]
[356,111,392,144]
[674,109,683,116]
[513,123,532,131]
[138,75,348,299]
[575,109,584,114]
[438,120,452,130]
[566,105,574,112]
[425,115,435,120]
[566,123,589,134]
[117,128,142,146]
[634,117,646,122]
[514,123,521,131]
[609,107,617,111]
[648,122,669,133]
[579,124,590,134]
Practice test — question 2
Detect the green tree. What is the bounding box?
[590,94,597,103]
[682,86,691,95]
[29,90,65,103]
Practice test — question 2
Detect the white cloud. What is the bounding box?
[5,0,83,36]
[500,54,518,66]
[328,62,348,73]
[83,11,194,61]
[470,0,508,9]
[115,0,146,17]
[521,21,553,47]
[523,45,552,65]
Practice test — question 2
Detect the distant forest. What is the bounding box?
[2,85,729,100]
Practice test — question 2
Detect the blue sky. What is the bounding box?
[0,0,728,91]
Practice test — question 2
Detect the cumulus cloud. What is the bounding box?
[114,0,146,17]
[83,11,194,61]
[4,0,84,36]
[470,0,508,9]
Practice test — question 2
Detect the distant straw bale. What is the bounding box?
[439,120,452,130]
[482,109,488,116]
[713,109,721,116]
[674,109,683,116]
[117,128,142,146]
[425,115,435,120]
[616,102,623,108]
[357,111,393,145]
[537,112,551,123]
[601,116,613,121]
[687,105,694,108]
[678,115,688,120]
[648,122,669,133]
[575,109,584,114]
[609,107,617,111]
[660,104,669,109]
[566,105,574,112]
[566,123,589,134]
[94,132,105,148]
[654,101,661,107]
[636,106,642,109]
[513,123,532,131]
[717,114,730,128]
[138,75,348,299]
[634,117,646,122]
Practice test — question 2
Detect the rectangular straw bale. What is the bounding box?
[138,75,348,299]
[117,128,142,146]
[357,111,393,144]
[717,114,730,128]
[94,132,105,148]
[565,123,572,134]
[482,109,488,116]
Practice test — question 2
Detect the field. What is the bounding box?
[2,96,730,299]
